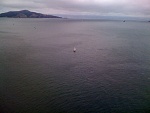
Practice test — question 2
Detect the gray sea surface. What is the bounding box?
[0,18,150,113]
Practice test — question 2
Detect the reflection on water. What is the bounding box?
[0,18,150,113]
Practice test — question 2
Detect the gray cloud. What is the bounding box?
[0,0,150,17]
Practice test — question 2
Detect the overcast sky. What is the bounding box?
[0,0,150,17]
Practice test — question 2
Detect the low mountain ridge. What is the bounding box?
[0,10,61,18]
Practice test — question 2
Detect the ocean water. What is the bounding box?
[0,18,150,113]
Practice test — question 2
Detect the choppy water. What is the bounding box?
[0,18,150,113]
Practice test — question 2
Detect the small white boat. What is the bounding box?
[73,47,76,52]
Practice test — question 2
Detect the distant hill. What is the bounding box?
[0,10,61,18]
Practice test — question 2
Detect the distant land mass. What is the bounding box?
[0,10,62,18]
